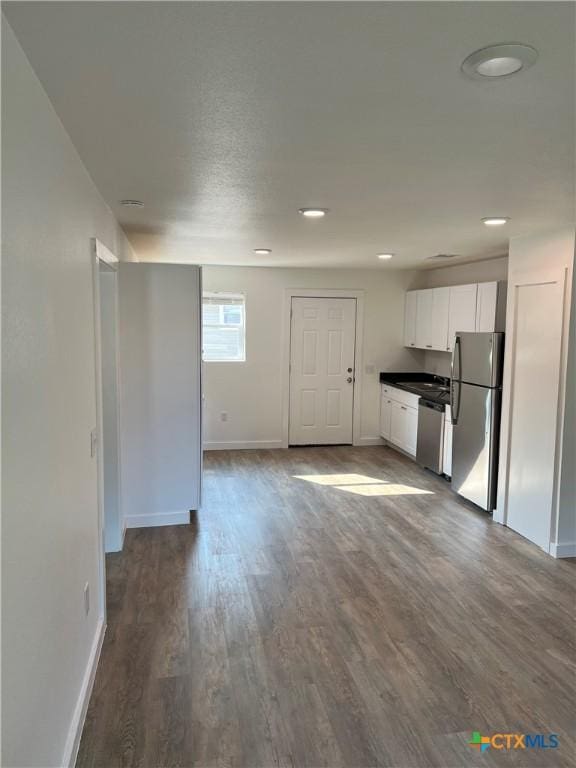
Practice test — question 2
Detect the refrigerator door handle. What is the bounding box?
[450,335,461,425]
[451,380,460,425]
[451,334,462,383]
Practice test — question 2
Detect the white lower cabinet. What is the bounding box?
[443,406,453,477]
[379,392,392,440]
[390,401,418,456]
[380,385,419,456]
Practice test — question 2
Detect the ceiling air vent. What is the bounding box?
[426,254,459,260]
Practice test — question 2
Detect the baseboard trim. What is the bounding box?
[550,541,576,558]
[62,616,106,768]
[125,510,191,528]
[203,440,284,451]
[354,437,384,446]
[204,438,387,450]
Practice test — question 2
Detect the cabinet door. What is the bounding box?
[443,417,453,477]
[415,289,433,349]
[404,292,418,348]
[430,287,450,350]
[379,393,392,439]
[390,401,418,456]
[475,282,498,332]
[447,284,478,351]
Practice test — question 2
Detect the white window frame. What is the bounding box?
[202,291,246,362]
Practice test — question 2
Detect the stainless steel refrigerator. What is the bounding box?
[450,332,504,511]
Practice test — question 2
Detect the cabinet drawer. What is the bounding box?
[382,385,419,410]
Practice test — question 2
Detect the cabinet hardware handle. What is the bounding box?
[401,406,407,411]
[426,345,432,348]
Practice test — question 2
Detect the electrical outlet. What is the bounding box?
[84,582,90,616]
[220,411,228,422]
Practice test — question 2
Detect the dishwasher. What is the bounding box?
[416,398,445,474]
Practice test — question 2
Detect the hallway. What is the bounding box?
[77,447,576,767]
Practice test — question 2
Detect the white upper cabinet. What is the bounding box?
[430,287,450,350]
[475,281,504,332]
[404,291,418,348]
[404,281,504,351]
[447,283,478,351]
[415,289,434,348]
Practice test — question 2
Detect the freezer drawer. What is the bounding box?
[451,382,501,511]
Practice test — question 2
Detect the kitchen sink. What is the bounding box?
[405,381,449,392]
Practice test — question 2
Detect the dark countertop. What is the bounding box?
[379,371,451,405]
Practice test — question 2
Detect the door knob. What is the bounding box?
[346,376,353,383]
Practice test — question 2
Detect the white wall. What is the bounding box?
[202,266,422,447]
[2,22,133,767]
[415,256,509,376]
[495,226,575,555]
[416,255,508,289]
[118,264,202,527]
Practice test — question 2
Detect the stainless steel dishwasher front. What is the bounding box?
[416,399,445,474]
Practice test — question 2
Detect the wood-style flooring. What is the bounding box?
[77,446,576,768]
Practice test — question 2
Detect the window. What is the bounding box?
[202,292,246,361]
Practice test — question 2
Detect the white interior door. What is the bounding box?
[504,275,565,550]
[289,297,356,445]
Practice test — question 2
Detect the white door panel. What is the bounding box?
[448,284,478,351]
[505,279,564,549]
[380,392,392,439]
[416,289,433,348]
[389,402,418,456]
[475,281,498,332]
[404,291,417,348]
[431,287,450,350]
[289,297,356,445]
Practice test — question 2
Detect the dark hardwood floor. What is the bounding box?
[77,446,576,767]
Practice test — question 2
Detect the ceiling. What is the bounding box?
[5,1,575,269]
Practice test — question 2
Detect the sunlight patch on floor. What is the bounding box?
[293,474,434,496]
[293,473,384,486]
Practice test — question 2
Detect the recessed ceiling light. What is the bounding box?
[482,217,510,227]
[120,199,144,207]
[377,253,394,260]
[462,43,538,80]
[254,248,272,255]
[298,208,329,218]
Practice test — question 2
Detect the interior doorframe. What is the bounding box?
[91,237,121,623]
[281,288,365,449]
